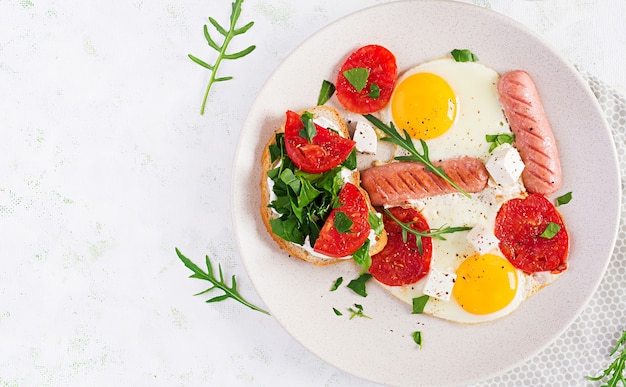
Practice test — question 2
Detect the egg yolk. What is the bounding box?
[390,72,456,140]
[453,253,518,315]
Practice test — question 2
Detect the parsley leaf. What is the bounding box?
[451,49,479,62]
[343,67,369,92]
[412,295,430,314]
[347,273,372,297]
[317,80,336,105]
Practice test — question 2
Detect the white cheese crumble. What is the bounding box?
[485,143,525,186]
[422,267,457,301]
[466,223,500,255]
[313,116,339,132]
[352,120,377,154]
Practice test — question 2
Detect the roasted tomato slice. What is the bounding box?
[283,110,355,174]
[369,207,432,286]
[495,193,569,274]
[335,44,397,114]
[313,183,371,258]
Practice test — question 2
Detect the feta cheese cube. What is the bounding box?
[485,144,525,186]
[423,267,457,301]
[352,121,377,154]
[466,223,500,255]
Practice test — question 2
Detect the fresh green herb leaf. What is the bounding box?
[343,67,369,92]
[342,148,357,170]
[334,211,354,234]
[297,179,322,208]
[279,168,301,195]
[299,111,317,142]
[451,49,479,62]
[412,331,423,349]
[188,0,256,115]
[347,273,372,297]
[412,295,430,314]
[317,80,336,105]
[556,192,573,207]
[586,330,626,385]
[330,277,343,291]
[175,248,269,315]
[368,211,384,235]
[540,222,561,239]
[332,307,343,316]
[486,133,515,152]
[363,114,471,198]
[269,217,305,244]
[368,83,381,99]
[383,208,472,254]
[348,303,372,320]
[352,239,372,272]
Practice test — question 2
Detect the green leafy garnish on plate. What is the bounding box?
[451,48,479,62]
[347,273,372,297]
[539,222,561,239]
[556,191,573,207]
[330,277,343,291]
[188,0,256,115]
[317,80,336,105]
[368,83,381,99]
[412,331,423,349]
[348,304,371,320]
[412,295,430,314]
[486,133,515,152]
[176,248,269,315]
[343,67,369,92]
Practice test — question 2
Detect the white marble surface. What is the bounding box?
[1,0,625,386]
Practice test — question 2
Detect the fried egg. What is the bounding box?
[377,57,562,324]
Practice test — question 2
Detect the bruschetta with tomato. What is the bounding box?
[260,106,387,266]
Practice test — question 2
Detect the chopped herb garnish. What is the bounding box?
[334,211,354,233]
[343,67,369,92]
[383,208,472,254]
[368,83,381,99]
[540,222,561,239]
[188,0,256,115]
[412,331,423,349]
[332,307,343,316]
[412,295,430,314]
[486,133,515,152]
[348,303,371,320]
[363,114,471,198]
[352,239,372,272]
[451,49,479,62]
[347,273,372,297]
[317,80,336,105]
[176,248,269,315]
[299,111,317,142]
[556,192,573,207]
[330,277,343,291]
[368,210,384,235]
[342,148,357,170]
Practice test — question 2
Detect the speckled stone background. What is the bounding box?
[1,0,625,386]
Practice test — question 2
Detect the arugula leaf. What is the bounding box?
[299,111,317,142]
[383,208,471,254]
[175,248,269,315]
[348,303,371,320]
[343,67,369,92]
[412,295,430,314]
[486,133,515,152]
[347,273,372,297]
[317,80,336,105]
[586,330,626,385]
[352,239,372,272]
[188,0,256,115]
[330,277,343,291]
[556,192,573,207]
[451,49,479,62]
[363,114,471,198]
[540,222,561,239]
[412,331,423,349]
[368,83,381,99]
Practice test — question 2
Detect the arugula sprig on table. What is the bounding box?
[188,0,255,115]
[382,208,471,254]
[586,330,626,386]
[176,248,270,315]
[363,114,471,198]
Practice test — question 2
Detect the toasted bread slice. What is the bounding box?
[260,106,387,266]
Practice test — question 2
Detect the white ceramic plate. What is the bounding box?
[232,1,621,385]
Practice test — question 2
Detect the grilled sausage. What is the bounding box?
[497,70,562,197]
[360,157,489,207]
